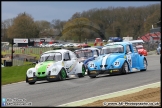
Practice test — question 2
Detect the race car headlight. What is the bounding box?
[52,68,57,72]
[28,70,32,74]
[47,64,51,68]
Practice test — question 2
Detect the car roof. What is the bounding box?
[82,47,100,50]
[43,49,71,54]
[75,47,99,51]
[105,41,131,46]
[127,40,144,43]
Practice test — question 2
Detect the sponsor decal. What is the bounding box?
[50,76,55,78]
[28,78,33,80]
[112,69,119,72]
[90,71,96,74]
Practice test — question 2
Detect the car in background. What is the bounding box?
[127,40,148,56]
[80,43,91,48]
[87,42,148,78]
[156,42,161,55]
[26,49,86,85]
[136,45,148,56]
[74,47,100,72]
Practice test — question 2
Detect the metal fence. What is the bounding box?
[143,42,159,52]
[2,47,54,66]
[1,41,159,66]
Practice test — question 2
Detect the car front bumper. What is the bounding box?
[88,69,121,77]
[26,75,59,83]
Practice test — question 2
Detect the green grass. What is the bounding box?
[1,65,35,85]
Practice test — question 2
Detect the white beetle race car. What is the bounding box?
[26,49,86,85]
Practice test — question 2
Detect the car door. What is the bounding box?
[63,52,74,74]
[126,45,134,68]
[131,44,139,67]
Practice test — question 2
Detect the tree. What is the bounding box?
[51,19,66,36]
[62,17,91,42]
[7,12,39,39]
[35,20,52,37]
[1,19,14,42]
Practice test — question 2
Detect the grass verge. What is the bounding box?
[2,65,35,85]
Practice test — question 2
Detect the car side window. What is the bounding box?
[94,50,99,56]
[64,53,70,61]
[132,44,138,53]
[126,45,131,53]
[69,51,77,59]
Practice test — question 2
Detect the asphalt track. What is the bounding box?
[2,55,161,107]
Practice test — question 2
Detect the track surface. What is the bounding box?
[2,55,160,106]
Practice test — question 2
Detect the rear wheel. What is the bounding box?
[140,59,147,71]
[121,61,129,74]
[78,65,86,78]
[58,68,67,81]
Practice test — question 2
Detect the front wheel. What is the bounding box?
[121,61,129,74]
[26,76,36,85]
[58,68,67,81]
[78,65,86,78]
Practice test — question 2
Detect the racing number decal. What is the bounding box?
[126,55,132,67]
[114,61,120,66]
[89,62,95,68]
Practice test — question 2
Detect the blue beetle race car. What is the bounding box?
[74,47,100,70]
[87,42,148,78]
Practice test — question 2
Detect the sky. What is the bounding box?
[2,1,161,22]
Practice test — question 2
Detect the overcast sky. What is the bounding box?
[2,1,161,22]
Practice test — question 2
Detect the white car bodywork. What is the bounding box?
[26,49,85,84]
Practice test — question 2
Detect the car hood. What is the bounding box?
[92,53,125,67]
[35,61,54,73]
[78,57,93,62]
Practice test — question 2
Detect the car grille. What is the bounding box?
[100,65,108,68]
[38,72,45,75]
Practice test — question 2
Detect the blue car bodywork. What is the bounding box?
[87,42,148,78]
[74,47,100,68]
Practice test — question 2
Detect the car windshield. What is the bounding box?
[101,45,124,55]
[75,50,93,58]
[39,52,62,62]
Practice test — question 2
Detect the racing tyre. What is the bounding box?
[140,59,147,71]
[78,65,86,78]
[26,75,28,83]
[26,75,35,85]
[58,68,67,81]
[89,76,96,78]
[29,82,35,85]
[121,61,129,74]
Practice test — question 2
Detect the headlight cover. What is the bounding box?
[28,70,32,74]
[52,68,57,73]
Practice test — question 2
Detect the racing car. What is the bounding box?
[26,49,86,84]
[126,40,148,56]
[87,42,148,78]
[74,47,100,73]
[136,45,148,56]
